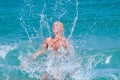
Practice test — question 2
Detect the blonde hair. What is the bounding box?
[54,21,64,31]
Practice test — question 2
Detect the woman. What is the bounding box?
[31,21,69,60]
[25,21,70,80]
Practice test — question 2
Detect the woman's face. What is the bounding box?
[52,22,62,34]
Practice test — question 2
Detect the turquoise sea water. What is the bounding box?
[0,0,120,80]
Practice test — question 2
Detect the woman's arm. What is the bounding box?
[19,38,50,69]
[31,47,46,60]
[31,37,51,60]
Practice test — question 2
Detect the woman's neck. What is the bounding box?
[54,34,62,39]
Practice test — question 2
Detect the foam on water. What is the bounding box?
[0,44,17,59]
[18,42,77,79]
[105,55,112,64]
[18,40,112,80]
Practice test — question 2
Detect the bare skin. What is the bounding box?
[20,21,69,80]
[32,21,69,59]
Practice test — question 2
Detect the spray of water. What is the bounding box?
[18,0,90,79]
[39,3,51,41]
[68,0,78,39]
[18,0,120,80]
[0,44,17,59]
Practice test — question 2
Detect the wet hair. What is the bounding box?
[54,21,64,31]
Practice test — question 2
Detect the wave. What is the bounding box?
[0,44,17,59]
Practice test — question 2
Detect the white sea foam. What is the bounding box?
[105,55,112,64]
[3,74,9,80]
[0,44,17,59]
[18,44,104,80]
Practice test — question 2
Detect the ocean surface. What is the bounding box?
[0,0,120,80]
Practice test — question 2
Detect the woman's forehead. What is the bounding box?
[54,22,60,25]
[53,23,60,27]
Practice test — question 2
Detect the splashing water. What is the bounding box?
[0,0,120,80]
[18,0,120,80]
[68,0,78,39]
[0,44,17,59]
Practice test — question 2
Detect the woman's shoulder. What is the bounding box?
[62,36,67,41]
[45,37,52,43]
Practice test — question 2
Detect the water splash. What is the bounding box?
[19,0,32,42]
[105,55,112,64]
[68,0,79,39]
[39,3,51,41]
[18,41,108,80]
[18,0,120,80]
[19,0,39,42]
[0,44,17,59]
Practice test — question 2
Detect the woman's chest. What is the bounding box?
[49,40,63,50]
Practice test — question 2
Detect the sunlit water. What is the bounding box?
[0,0,120,80]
